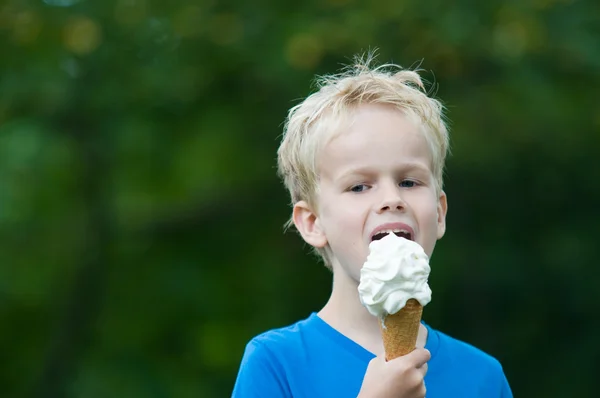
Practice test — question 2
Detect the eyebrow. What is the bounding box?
[336,162,431,181]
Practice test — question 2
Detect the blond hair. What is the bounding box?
[277,54,450,268]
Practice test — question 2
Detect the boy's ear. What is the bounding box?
[437,191,448,239]
[293,201,328,248]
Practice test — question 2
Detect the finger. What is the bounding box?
[417,362,428,377]
[405,348,431,367]
[418,381,427,398]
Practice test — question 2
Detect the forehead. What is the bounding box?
[316,104,433,177]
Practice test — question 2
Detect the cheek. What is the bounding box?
[320,200,367,245]
[322,195,363,221]
[415,195,441,228]
[322,207,359,237]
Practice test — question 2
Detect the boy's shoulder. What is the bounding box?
[425,323,512,396]
[249,313,313,345]
[234,313,374,397]
[233,313,364,398]
[430,324,503,367]
[240,313,319,366]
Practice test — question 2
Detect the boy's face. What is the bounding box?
[293,103,447,283]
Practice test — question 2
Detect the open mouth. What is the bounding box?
[371,230,412,242]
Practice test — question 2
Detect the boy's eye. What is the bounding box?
[399,180,416,188]
[350,184,368,192]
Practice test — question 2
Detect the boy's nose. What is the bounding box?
[376,194,406,214]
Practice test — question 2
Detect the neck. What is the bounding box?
[318,265,385,355]
[318,264,428,356]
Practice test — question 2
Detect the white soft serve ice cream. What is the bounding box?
[358,233,432,318]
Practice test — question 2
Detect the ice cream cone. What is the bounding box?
[380,298,423,360]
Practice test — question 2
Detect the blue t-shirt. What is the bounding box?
[232,313,513,398]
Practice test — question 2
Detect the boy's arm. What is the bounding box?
[499,370,514,398]
[231,339,291,398]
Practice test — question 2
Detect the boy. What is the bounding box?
[232,55,513,398]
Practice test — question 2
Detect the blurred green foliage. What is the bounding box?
[1,0,599,396]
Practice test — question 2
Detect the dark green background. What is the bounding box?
[1,0,598,396]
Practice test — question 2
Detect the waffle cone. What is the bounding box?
[380,298,423,361]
